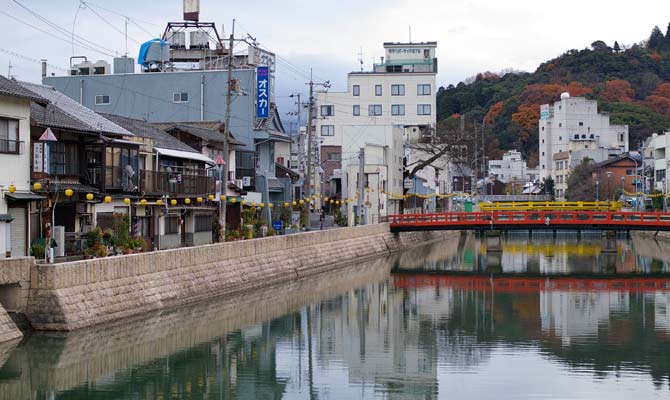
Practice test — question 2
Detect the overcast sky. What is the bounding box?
[2,0,670,122]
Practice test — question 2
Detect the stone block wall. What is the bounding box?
[0,257,32,343]
[26,224,452,331]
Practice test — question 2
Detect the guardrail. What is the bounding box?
[479,201,622,212]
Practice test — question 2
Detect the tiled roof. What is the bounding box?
[161,123,245,146]
[100,114,200,153]
[18,81,131,137]
[0,75,46,102]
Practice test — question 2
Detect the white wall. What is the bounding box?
[0,95,32,258]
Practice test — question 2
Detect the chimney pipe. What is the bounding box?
[41,59,47,78]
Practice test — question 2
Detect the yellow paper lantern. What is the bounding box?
[220,195,226,201]
[292,201,297,206]
[32,182,42,191]
[104,196,112,203]
[184,198,191,205]
[7,184,16,193]
[324,197,329,202]
[241,200,247,206]
[283,202,289,207]
[251,202,256,207]
[123,198,131,205]
[86,193,94,201]
[140,199,147,206]
[156,199,164,206]
[329,199,334,204]
[170,199,177,206]
[230,198,237,204]
[299,199,304,205]
[268,203,274,208]
[312,195,316,199]
[259,202,265,208]
[208,194,215,201]
[336,201,340,205]
[64,188,74,197]
[196,197,203,204]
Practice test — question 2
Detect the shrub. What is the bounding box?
[87,227,103,248]
[267,227,277,236]
[31,243,45,259]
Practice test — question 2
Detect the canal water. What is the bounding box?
[1,232,670,399]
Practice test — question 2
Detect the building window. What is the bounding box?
[391,84,405,96]
[559,136,562,141]
[320,125,335,136]
[353,105,360,116]
[620,134,624,141]
[417,104,432,115]
[49,142,79,175]
[173,92,189,103]
[327,152,341,161]
[541,139,544,144]
[0,118,20,154]
[541,126,544,131]
[353,85,360,96]
[195,215,211,232]
[136,217,151,238]
[165,216,179,234]
[579,121,584,126]
[368,104,382,116]
[375,85,382,96]
[320,105,334,117]
[417,84,431,95]
[95,95,110,105]
[391,104,405,116]
[541,152,544,156]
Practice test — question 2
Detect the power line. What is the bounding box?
[11,0,120,56]
[81,2,142,45]
[0,47,69,72]
[0,9,116,58]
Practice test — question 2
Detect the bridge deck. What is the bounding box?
[388,211,670,232]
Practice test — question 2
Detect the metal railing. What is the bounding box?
[0,139,24,155]
[139,169,215,196]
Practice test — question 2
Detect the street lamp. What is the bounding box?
[606,171,613,201]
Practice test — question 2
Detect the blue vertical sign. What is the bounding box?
[256,66,269,118]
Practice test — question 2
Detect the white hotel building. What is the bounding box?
[539,94,629,186]
[315,42,438,223]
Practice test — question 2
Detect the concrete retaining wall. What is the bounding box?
[0,257,33,343]
[26,224,452,331]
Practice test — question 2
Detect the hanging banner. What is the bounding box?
[256,66,269,119]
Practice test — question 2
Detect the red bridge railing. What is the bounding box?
[386,211,670,230]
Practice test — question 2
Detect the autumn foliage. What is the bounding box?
[484,101,503,125]
[644,82,670,115]
[600,80,635,102]
[512,104,540,131]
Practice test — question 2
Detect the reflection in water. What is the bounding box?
[0,233,669,399]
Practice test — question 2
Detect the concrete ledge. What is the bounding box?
[26,224,455,331]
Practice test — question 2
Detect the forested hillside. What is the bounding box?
[437,23,670,167]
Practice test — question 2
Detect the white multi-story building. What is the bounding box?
[488,150,530,183]
[539,93,629,180]
[0,76,46,257]
[315,42,437,223]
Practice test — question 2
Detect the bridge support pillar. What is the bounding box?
[601,234,617,254]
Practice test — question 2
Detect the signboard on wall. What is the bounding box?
[256,66,269,119]
[540,104,550,119]
[33,142,49,173]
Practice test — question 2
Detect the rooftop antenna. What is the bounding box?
[409,25,412,43]
[7,60,13,79]
[357,47,364,71]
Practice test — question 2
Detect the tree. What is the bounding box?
[484,101,503,125]
[591,40,609,51]
[600,79,635,102]
[613,41,621,53]
[565,158,597,201]
[666,22,670,50]
[648,26,665,50]
[541,177,555,200]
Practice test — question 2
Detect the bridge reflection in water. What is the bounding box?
[0,233,669,399]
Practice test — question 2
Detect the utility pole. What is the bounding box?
[221,19,235,241]
[357,147,366,225]
[304,71,330,226]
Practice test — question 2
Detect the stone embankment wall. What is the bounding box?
[26,224,453,331]
[0,257,33,343]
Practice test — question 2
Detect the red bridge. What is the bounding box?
[387,211,670,232]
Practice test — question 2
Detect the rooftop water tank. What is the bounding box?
[560,92,570,99]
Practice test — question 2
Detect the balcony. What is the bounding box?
[139,169,215,197]
[0,139,24,155]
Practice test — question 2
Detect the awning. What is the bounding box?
[0,214,12,222]
[155,147,214,164]
[5,192,46,202]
